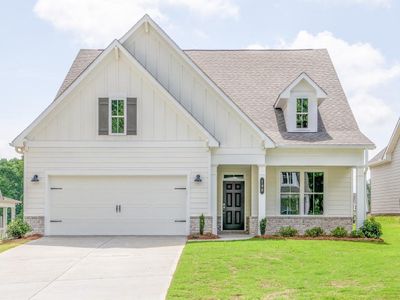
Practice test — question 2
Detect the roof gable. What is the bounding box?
[12,40,219,148]
[369,118,400,167]
[120,15,275,148]
[274,72,327,108]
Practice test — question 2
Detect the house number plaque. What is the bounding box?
[260,177,265,194]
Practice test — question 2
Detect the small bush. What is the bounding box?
[260,218,267,235]
[360,217,382,238]
[279,226,298,237]
[305,227,324,237]
[331,226,348,238]
[6,218,32,239]
[350,229,365,238]
[199,214,205,235]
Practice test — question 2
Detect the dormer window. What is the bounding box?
[296,98,308,129]
[274,73,327,133]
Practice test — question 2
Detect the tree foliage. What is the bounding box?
[0,158,24,216]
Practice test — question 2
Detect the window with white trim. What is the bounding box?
[280,172,300,215]
[280,171,324,215]
[304,172,324,215]
[296,98,308,129]
[110,99,126,134]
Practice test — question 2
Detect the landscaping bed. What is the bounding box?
[187,233,219,240]
[254,234,383,243]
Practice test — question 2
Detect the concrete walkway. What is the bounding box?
[0,236,186,300]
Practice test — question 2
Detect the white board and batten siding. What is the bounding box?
[371,141,400,214]
[23,47,212,234]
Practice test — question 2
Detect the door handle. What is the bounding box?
[118,204,121,213]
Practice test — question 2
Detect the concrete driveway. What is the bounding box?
[0,236,186,300]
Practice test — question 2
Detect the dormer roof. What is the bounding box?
[274,72,328,109]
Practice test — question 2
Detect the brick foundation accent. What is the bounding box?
[265,217,353,235]
[217,216,222,233]
[190,216,212,234]
[25,216,45,235]
[248,216,258,235]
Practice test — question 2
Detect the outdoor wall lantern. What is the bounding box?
[31,174,39,182]
[260,177,265,194]
[194,174,202,183]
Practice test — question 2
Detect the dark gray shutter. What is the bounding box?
[98,98,109,135]
[127,97,137,135]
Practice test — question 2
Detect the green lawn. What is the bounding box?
[168,217,400,299]
[0,238,32,253]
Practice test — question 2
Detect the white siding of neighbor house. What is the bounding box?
[122,23,263,150]
[266,166,353,217]
[23,49,211,218]
[371,140,400,214]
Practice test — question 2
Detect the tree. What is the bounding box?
[0,158,24,216]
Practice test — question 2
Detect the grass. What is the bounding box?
[168,217,400,299]
[0,237,36,253]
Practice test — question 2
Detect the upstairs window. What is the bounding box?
[110,99,126,135]
[296,98,308,129]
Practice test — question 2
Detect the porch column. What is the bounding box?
[211,165,218,234]
[11,207,16,221]
[258,164,266,234]
[356,166,367,229]
[2,208,7,231]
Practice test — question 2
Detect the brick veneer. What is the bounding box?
[265,216,353,235]
[190,216,212,234]
[25,216,45,235]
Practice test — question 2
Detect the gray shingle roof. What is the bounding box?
[185,49,373,147]
[56,49,102,98]
[56,48,373,147]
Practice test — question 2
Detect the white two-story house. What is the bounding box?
[12,15,374,236]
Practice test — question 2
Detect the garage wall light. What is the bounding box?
[31,174,39,182]
[194,174,202,182]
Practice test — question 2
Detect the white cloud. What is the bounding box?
[305,0,392,8]
[34,0,238,46]
[168,0,239,18]
[247,31,400,155]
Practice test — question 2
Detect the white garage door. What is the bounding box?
[48,175,187,235]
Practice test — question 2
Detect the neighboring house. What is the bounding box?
[369,119,400,215]
[0,190,20,238]
[11,15,374,236]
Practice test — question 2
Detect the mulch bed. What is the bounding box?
[188,233,219,240]
[254,235,383,243]
[0,234,43,244]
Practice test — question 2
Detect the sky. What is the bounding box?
[0,0,399,160]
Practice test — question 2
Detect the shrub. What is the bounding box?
[360,217,382,238]
[331,226,348,238]
[350,229,365,238]
[259,218,267,235]
[279,226,298,237]
[305,227,324,237]
[199,214,205,235]
[6,218,32,239]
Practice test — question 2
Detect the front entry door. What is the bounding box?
[223,181,244,230]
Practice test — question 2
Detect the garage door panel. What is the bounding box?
[49,176,187,235]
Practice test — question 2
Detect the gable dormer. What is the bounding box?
[275,73,327,133]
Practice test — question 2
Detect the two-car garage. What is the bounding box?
[47,175,188,235]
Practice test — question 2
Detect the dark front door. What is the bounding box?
[223,181,244,230]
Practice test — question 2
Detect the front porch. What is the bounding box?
[200,162,367,236]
